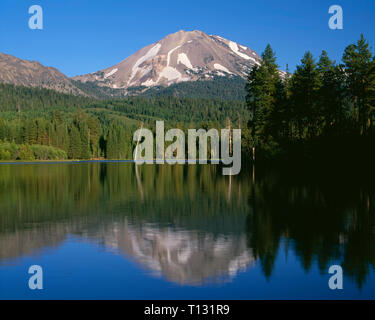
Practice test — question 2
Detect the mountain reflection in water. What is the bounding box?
[0,218,254,285]
[0,162,374,292]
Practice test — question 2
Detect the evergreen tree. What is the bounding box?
[365,59,375,130]
[269,76,288,142]
[317,51,345,134]
[246,45,280,149]
[69,125,81,159]
[87,116,101,158]
[80,123,91,159]
[290,51,321,139]
[0,118,4,142]
[24,120,37,145]
[343,34,374,134]
[106,124,118,159]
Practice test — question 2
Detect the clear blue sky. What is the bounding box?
[0,0,374,77]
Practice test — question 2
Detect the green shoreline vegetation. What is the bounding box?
[0,34,374,163]
[0,143,67,161]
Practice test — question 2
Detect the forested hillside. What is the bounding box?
[0,83,247,161]
[72,76,247,101]
[0,83,93,111]
[127,76,247,101]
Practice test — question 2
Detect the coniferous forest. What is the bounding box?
[0,84,247,160]
[0,35,375,162]
[245,34,375,164]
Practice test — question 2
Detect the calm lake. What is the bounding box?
[0,162,374,299]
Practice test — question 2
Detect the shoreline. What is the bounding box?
[0,159,229,165]
[0,159,136,165]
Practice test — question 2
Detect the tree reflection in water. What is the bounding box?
[0,162,374,287]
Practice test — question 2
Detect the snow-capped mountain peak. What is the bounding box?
[73,30,262,91]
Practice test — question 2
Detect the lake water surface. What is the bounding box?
[0,162,374,299]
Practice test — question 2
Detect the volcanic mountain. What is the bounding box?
[0,53,86,96]
[73,30,262,92]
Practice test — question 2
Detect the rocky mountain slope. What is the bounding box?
[1,30,280,99]
[73,30,263,93]
[0,53,86,96]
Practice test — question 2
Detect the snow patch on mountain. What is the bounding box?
[228,41,252,60]
[104,68,118,79]
[128,43,161,85]
[158,44,191,82]
[177,53,193,69]
[142,79,157,87]
[140,65,152,77]
[167,45,182,66]
[159,66,181,81]
[159,66,190,82]
[213,35,226,42]
[214,63,231,74]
